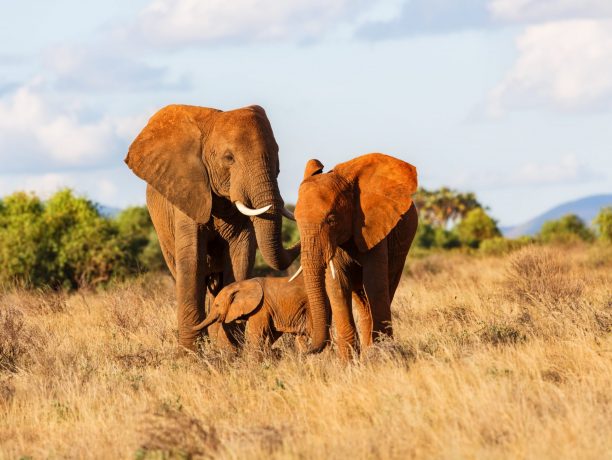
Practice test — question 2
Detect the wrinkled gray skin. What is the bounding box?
[125,104,299,351]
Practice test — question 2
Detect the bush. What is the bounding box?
[479,236,534,256]
[456,208,501,248]
[504,246,584,307]
[115,207,165,272]
[539,214,594,244]
[0,190,162,289]
[414,223,436,249]
[434,227,461,249]
[593,207,612,243]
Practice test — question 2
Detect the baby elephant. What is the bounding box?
[193,276,311,351]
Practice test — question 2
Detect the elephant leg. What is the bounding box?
[174,211,208,351]
[362,240,392,340]
[326,270,357,360]
[387,205,418,301]
[245,317,276,353]
[352,289,372,350]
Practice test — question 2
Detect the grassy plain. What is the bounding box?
[1,244,611,459]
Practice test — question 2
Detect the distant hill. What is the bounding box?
[503,194,612,238]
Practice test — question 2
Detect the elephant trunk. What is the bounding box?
[249,174,299,271]
[193,312,220,332]
[301,242,331,353]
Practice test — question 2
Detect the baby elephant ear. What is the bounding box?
[225,280,264,323]
[303,159,324,180]
[336,153,418,252]
[124,105,216,224]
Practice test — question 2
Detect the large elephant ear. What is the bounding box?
[335,153,418,252]
[225,280,264,323]
[124,105,217,224]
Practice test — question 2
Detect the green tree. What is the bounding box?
[414,223,436,249]
[434,227,461,249]
[539,214,594,244]
[115,206,165,272]
[0,192,50,286]
[43,189,127,288]
[414,187,483,228]
[593,207,612,243]
[455,208,501,248]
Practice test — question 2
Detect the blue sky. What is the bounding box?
[1,0,611,226]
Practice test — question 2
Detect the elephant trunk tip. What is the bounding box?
[193,313,219,332]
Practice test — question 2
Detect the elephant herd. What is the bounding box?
[125,104,418,360]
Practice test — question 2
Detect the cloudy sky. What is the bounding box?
[1,0,611,226]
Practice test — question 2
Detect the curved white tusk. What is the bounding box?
[329,259,336,280]
[288,266,303,282]
[281,207,295,221]
[235,201,271,216]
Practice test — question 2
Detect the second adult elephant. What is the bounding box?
[125,104,298,350]
[294,153,418,356]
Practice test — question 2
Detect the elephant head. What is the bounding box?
[193,279,264,331]
[124,104,297,270]
[294,153,418,352]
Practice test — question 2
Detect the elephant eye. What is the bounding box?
[223,151,235,165]
[326,214,337,226]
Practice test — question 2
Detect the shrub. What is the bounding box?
[0,190,134,289]
[456,208,501,248]
[505,246,584,307]
[414,223,436,249]
[538,214,594,244]
[434,227,461,249]
[115,206,165,272]
[479,236,534,256]
[593,206,612,243]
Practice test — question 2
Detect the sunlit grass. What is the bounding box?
[1,245,611,458]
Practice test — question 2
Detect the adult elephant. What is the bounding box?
[294,153,418,356]
[125,104,298,351]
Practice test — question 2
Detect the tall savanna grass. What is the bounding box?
[1,244,611,458]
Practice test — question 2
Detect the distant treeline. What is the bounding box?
[0,188,610,289]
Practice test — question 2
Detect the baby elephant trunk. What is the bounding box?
[193,313,220,332]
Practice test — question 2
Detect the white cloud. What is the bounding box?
[0,81,145,171]
[489,0,612,22]
[43,45,190,92]
[488,20,612,115]
[449,154,603,189]
[131,0,368,46]
[515,154,601,185]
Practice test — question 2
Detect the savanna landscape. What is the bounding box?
[1,241,611,458]
[3,1,612,459]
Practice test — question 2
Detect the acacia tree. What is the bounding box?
[414,187,483,228]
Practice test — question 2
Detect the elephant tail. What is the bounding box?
[193,313,220,332]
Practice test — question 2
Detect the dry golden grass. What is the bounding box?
[1,244,611,459]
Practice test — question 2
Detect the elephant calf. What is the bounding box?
[193,276,311,351]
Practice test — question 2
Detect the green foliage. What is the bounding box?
[593,207,612,243]
[433,227,461,249]
[0,190,164,290]
[115,206,165,272]
[455,208,501,248]
[414,223,436,249]
[414,187,483,228]
[479,236,534,256]
[281,204,299,246]
[538,214,595,244]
